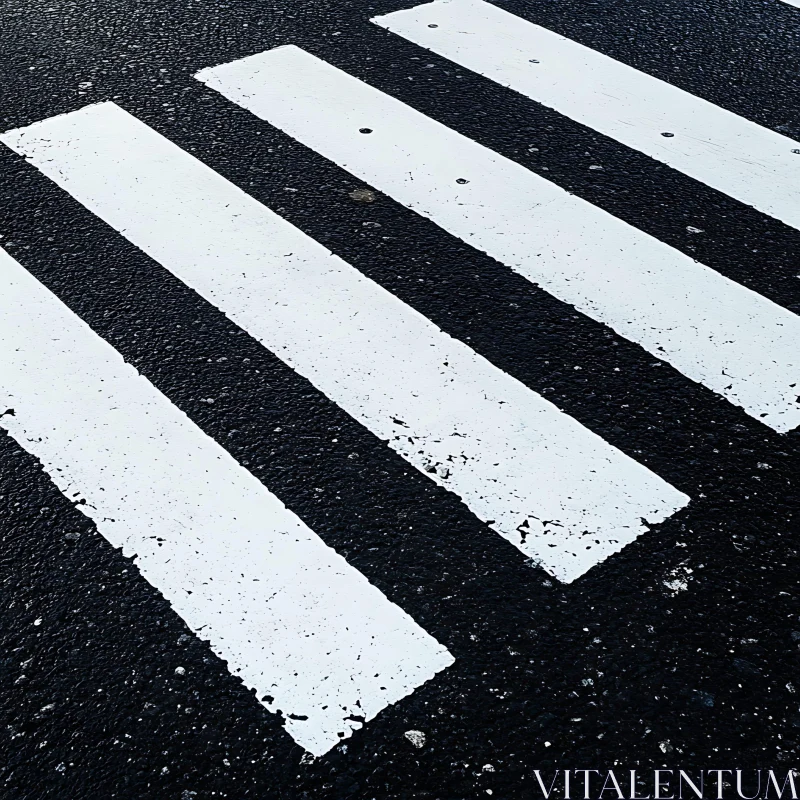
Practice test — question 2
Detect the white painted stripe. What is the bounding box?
[1,103,688,583]
[373,0,800,232]
[194,45,800,434]
[0,246,453,756]
[779,0,800,8]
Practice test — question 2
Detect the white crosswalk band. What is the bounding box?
[0,246,453,756]
[194,45,800,434]
[2,103,688,583]
[373,0,800,232]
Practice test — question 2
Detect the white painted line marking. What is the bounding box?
[194,45,800,434]
[1,103,688,582]
[0,246,453,756]
[779,0,800,8]
[373,0,800,232]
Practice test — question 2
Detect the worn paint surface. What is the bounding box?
[0,0,798,796]
[3,102,687,581]
[0,246,453,755]
[197,45,800,433]
[374,0,800,232]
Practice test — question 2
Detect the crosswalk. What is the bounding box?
[373,0,800,233]
[0,246,453,757]
[1,101,688,585]
[195,45,800,435]
[0,0,798,759]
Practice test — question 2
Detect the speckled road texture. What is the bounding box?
[0,0,798,798]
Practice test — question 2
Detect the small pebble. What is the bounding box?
[348,188,376,203]
[404,730,426,748]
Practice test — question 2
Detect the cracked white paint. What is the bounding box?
[373,0,800,234]
[195,45,800,434]
[2,102,687,582]
[0,246,453,756]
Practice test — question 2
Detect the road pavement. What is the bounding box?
[0,0,799,797]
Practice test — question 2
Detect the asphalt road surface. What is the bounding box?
[0,0,799,797]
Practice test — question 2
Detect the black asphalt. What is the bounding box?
[0,0,799,797]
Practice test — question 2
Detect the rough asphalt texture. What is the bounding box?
[0,0,798,797]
